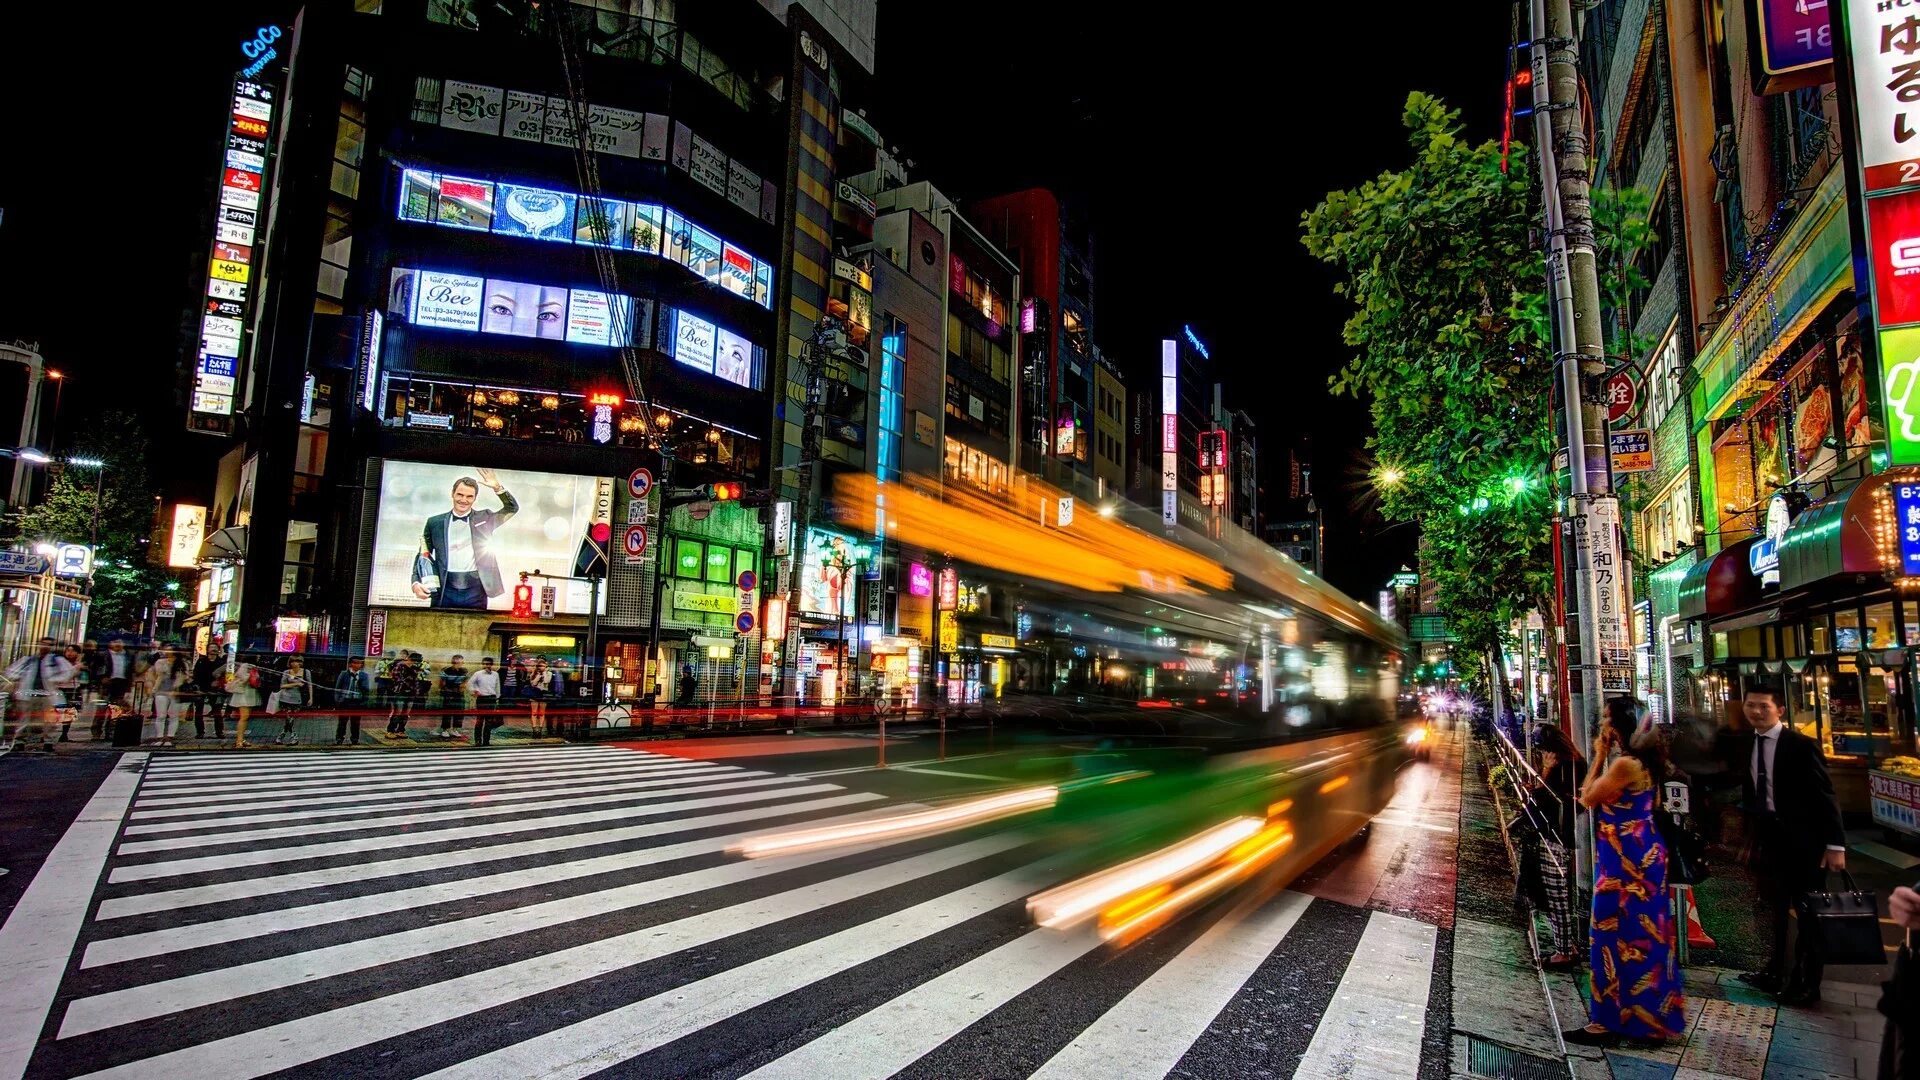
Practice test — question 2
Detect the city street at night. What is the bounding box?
[8,0,1920,1076]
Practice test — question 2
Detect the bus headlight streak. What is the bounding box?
[1027,817,1264,929]
[729,786,1057,859]
[1100,825,1295,943]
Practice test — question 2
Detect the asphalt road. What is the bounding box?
[0,729,1465,1079]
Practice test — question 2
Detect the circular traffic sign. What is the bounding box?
[1605,370,1639,426]
[735,611,757,634]
[628,468,654,500]
[736,569,757,591]
[622,524,648,557]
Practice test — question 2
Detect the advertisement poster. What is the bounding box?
[727,161,762,218]
[411,270,484,331]
[1847,0,1920,191]
[1873,770,1920,835]
[799,527,863,616]
[1753,402,1788,491]
[715,328,754,387]
[482,278,567,339]
[1870,189,1920,324]
[495,184,577,243]
[503,89,546,143]
[435,175,495,231]
[674,311,717,373]
[440,80,503,135]
[1839,314,1877,457]
[368,462,611,614]
[1790,347,1836,478]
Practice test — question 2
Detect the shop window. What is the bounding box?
[1906,602,1920,646]
[1783,623,1805,659]
[1866,603,1897,651]
[1811,612,1832,654]
[673,537,702,579]
[1646,328,1684,428]
[410,76,442,124]
[704,544,733,584]
[1836,607,1864,652]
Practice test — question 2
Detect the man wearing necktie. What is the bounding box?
[1724,681,1848,1006]
[410,468,518,610]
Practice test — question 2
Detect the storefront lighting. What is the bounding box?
[541,394,561,410]
[619,415,644,433]
[655,412,673,429]
[705,428,721,443]
[470,390,488,405]
[495,390,521,406]
[483,414,505,432]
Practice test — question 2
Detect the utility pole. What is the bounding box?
[1532,0,1621,893]
[778,315,846,702]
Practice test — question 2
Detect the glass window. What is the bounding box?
[1811,612,1832,654]
[1906,602,1920,646]
[411,77,442,124]
[630,204,664,253]
[704,544,733,583]
[673,538,702,579]
[1836,607,1865,652]
[1867,603,1897,651]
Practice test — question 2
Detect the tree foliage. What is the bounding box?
[12,411,179,633]
[1301,93,1554,675]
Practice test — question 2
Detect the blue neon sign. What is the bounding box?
[1184,324,1209,360]
[1895,482,1920,577]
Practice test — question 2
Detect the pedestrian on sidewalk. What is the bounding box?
[56,644,86,743]
[1880,886,1920,1078]
[272,659,311,744]
[2,638,76,751]
[527,657,552,735]
[190,650,220,738]
[1721,681,1847,1007]
[334,657,371,744]
[1529,723,1584,968]
[437,655,469,739]
[227,656,265,747]
[385,652,422,739]
[468,656,500,746]
[148,648,189,747]
[1565,696,1686,1047]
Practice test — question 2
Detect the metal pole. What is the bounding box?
[585,574,601,737]
[781,320,837,702]
[1532,0,1605,893]
[643,453,674,708]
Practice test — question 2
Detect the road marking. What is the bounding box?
[795,752,1008,779]
[741,923,1102,1080]
[417,858,1061,1079]
[1028,891,1313,1080]
[896,765,1008,781]
[95,791,882,920]
[117,774,805,854]
[109,781,844,881]
[70,835,1028,1078]
[82,802,927,969]
[138,746,633,785]
[0,753,144,1080]
[126,761,724,820]
[132,758,721,807]
[1291,910,1437,1080]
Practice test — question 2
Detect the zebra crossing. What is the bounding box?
[8,746,1448,1079]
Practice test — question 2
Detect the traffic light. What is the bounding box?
[708,482,743,501]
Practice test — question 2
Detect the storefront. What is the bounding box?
[1682,469,1920,810]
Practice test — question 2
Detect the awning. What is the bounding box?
[1778,468,1920,592]
[197,526,248,564]
[1676,536,1764,620]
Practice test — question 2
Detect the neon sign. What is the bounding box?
[1183,324,1210,360]
[240,26,282,79]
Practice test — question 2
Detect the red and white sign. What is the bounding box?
[1848,0,1920,192]
[622,524,648,564]
[1605,371,1638,425]
[628,467,653,500]
[1872,189,1920,325]
[367,609,388,658]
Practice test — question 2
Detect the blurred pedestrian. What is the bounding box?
[334,656,371,745]
[56,644,86,742]
[149,648,189,747]
[1565,697,1685,1046]
[437,655,470,740]
[1881,886,1920,1079]
[227,655,265,747]
[468,656,500,746]
[385,652,421,739]
[528,657,551,734]
[272,658,310,745]
[1723,681,1848,1006]
[3,638,75,751]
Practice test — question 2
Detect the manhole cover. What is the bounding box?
[1464,1035,1566,1079]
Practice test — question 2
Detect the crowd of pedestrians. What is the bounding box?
[0,638,584,750]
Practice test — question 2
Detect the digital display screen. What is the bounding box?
[394,163,772,308]
[674,311,717,373]
[389,268,636,347]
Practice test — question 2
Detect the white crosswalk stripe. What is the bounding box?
[12,747,1445,1080]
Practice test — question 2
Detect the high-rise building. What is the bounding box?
[173,0,875,707]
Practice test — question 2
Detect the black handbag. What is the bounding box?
[1800,870,1886,967]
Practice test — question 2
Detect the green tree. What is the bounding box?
[1302,93,1554,707]
[12,411,179,633]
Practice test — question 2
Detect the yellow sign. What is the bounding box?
[674,592,739,615]
[980,633,1017,649]
[209,258,251,283]
[514,634,577,648]
[168,504,207,568]
[939,611,958,653]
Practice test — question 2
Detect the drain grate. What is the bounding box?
[1464,1035,1568,1079]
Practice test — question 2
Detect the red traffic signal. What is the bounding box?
[709,482,743,501]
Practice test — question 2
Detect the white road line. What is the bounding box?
[115,774,812,855]
[742,924,1103,1080]
[419,858,1060,1079]
[138,747,633,784]
[1290,911,1437,1080]
[1028,891,1313,1080]
[70,835,1028,1078]
[135,754,667,793]
[109,782,847,884]
[95,791,882,920]
[142,746,639,769]
[82,801,932,969]
[795,752,1007,779]
[0,753,144,1080]
[127,761,720,819]
[133,759,721,807]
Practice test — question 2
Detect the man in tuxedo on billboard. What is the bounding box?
[410,468,519,610]
[1723,682,1848,1006]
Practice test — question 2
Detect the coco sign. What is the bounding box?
[240,26,282,79]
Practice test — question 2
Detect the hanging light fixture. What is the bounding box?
[470,390,488,405]
[655,412,673,429]
[495,390,521,407]
[541,394,561,411]
[483,414,505,432]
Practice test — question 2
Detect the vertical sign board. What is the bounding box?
[367,609,388,658]
[1843,1,1920,464]
[1160,339,1178,526]
[1586,497,1635,692]
[192,75,278,435]
[1751,0,1834,93]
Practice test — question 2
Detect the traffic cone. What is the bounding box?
[1679,885,1716,949]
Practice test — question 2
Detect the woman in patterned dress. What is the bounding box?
[1564,697,1686,1047]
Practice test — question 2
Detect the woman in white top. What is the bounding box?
[148,649,189,747]
[227,657,263,748]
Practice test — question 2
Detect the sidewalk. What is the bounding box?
[1461,728,1902,1079]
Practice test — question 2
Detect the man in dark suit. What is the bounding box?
[410,468,518,610]
[1724,681,1848,1006]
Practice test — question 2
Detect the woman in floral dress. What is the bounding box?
[1564,697,1686,1047]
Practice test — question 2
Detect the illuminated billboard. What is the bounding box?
[388,268,641,349]
[192,77,278,431]
[397,164,774,308]
[367,461,612,615]
[798,527,870,616]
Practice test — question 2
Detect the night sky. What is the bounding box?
[0,2,1508,599]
